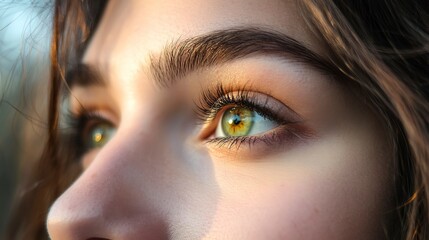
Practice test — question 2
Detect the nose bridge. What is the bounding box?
[47,124,169,239]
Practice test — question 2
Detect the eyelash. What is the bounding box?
[194,83,302,149]
[196,84,286,124]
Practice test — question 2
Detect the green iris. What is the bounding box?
[221,107,255,136]
[85,123,115,149]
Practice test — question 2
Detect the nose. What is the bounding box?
[47,128,169,240]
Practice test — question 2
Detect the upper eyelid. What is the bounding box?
[195,85,301,124]
[66,63,106,89]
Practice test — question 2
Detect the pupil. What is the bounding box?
[84,123,116,150]
[229,114,242,125]
[93,131,103,143]
[221,107,254,137]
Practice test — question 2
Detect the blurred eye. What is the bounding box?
[215,106,278,137]
[84,122,116,149]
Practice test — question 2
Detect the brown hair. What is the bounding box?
[5,0,428,239]
[297,1,429,239]
[5,1,107,239]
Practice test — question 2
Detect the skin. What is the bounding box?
[47,0,395,239]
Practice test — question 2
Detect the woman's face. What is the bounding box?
[47,0,394,239]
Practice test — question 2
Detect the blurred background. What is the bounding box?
[0,0,51,235]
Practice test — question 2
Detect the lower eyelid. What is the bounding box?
[205,123,313,154]
[80,148,101,169]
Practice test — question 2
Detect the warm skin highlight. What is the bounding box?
[5,0,428,239]
[47,1,394,239]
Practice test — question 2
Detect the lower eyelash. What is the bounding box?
[205,123,312,150]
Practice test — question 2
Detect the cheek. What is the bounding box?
[207,175,387,240]
[203,135,393,240]
[260,180,375,239]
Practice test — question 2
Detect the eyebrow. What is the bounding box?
[67,27,339,89]
[66,63,104,87]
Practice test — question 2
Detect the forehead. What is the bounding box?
[83,0,323,71]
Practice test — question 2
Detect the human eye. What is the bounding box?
[63,109,116,156]
[83,119,116,149]
[215,106,278,138]
[196,84,313,151]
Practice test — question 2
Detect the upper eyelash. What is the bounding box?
[195,83,289,125]
[58,109,86,158]
[62,107,105,133]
